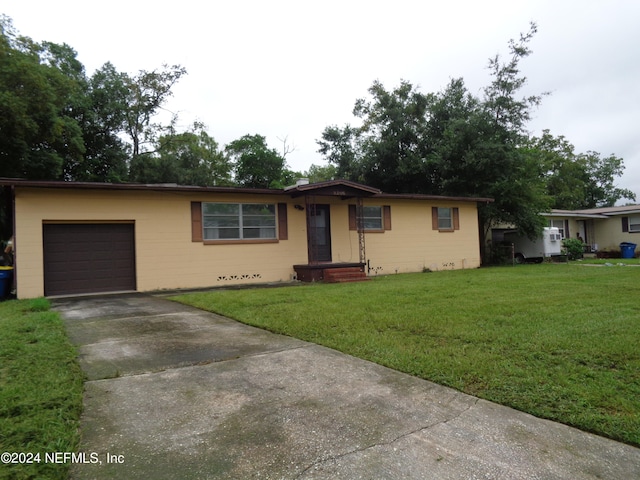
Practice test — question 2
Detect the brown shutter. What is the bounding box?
[278,203,288,240]
[564,219,570,238]
[191,202,202,242]
[453,207,460,230]
[383,206,391,230]
[431,207,439,230]
[622,217,629,232]
[349,205,357,230]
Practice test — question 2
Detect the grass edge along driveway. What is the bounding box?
[0,298,84,480]
[172,264,640,447]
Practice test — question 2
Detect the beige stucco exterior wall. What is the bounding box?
[14,188,309,298]
[13,188,482,298]
[353,199,481,274]
[287,197,481,272]
[591,217,639,251]
[548,216,639,252]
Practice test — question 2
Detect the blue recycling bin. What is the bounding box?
[620,242,637,259]
[0,267,13,298]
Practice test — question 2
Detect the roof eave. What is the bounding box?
[0,177,494,203]
[0,178,283,196]
[375,193,494,203]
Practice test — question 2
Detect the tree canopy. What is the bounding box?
[225,134,298,189]
[1,15,634,222]
[0,15,305,189]
[0,17,85,179]
[316,22,634,241]
[525,130,635,209]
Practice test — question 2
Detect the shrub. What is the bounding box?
[563,238,584,260]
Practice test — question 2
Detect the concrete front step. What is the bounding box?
[324,267,365,275]
[324,268,369,283]
[327,276,371,283]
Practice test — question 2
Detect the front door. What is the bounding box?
[308,204,332,263]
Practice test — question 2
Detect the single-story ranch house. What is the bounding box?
[490,205,640,256]
[545,205,640,254]
[0,178,493,299]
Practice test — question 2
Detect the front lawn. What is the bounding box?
[0,298,84,480]
[172,264,640,447]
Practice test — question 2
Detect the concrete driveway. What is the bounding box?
[53,293,640,479]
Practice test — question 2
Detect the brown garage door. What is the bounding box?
[43,223,136,296]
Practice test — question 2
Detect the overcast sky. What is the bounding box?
[4,0,640,202]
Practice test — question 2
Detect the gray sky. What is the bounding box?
[4,0,640,202]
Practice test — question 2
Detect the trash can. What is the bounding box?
[620,242,637,259]
[0,266,13,299]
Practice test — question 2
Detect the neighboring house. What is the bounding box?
[492,205,640,256]
[0,178,492,299]
[545,206,640,253]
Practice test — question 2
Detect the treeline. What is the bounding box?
[315,24,635,239]
[1,17,635,239]
[0,15,300,189]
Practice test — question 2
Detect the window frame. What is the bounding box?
[629,215,640,233]
[437,207,453,230]
[431,206,460,232]
[198,202,280,244]
[362,205,383,231]
[549,219,566,238]
[348,205,391,233]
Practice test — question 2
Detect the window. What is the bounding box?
[437,208,452,230]
[203,203,276,240]
[431,207,459,231]
[629,216,640,233]
[362,206,383,230]
[348,205,391,231]
[549,219,565,238]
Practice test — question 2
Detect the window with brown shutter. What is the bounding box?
[432,207,460,231]
[191,201,286,244]
[349,205,391,232]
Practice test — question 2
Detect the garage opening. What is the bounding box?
[43,223,136,296]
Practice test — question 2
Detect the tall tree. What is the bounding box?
[121,64,186,158]
[226,134,286,188]
[483,22,546,135]
[474,22,550,239]
[304,163,338,183]
[71,62,130,182]
[316,23,551,242]
[138,123,232,186]
[84,62,189,182]
[352,80,431,193]
[316,125,360,181]
[0,16,85,180]
[527,130,635,209]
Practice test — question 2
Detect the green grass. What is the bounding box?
[172,264,640,447]
[0,298,84,480]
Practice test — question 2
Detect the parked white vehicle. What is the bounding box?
[502,227,563,263]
